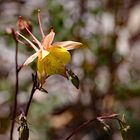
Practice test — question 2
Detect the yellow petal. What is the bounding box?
[53,41,82,50]
[37,47,71,83]
[37,59,46,84]
[24,52,39,66]
[49,46,71,64]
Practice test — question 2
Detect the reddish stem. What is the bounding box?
[64,114,119,140]
[25,73,38,117]
[10,30,19,140]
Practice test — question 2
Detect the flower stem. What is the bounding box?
[10,30,19,140]
[25,72,38,117]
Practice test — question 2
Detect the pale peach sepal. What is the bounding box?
[53,41,83,50]
[42,29,55,49]
[23,51,39,66]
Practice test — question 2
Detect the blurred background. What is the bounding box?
[0,0,140,139]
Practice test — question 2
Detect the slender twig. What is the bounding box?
[65,119,96,140]
[10,29,19,140]
[25,72,38,117]
[64,114,119,140]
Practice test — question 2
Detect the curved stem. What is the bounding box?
[64,119,96,140]
[64,114,119,140]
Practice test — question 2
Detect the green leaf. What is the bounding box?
[67,69,80,89]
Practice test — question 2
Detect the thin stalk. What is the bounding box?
[64,114,119,140]
[64,119,96,140]
[25,73,38,117]
[10,30,19,140]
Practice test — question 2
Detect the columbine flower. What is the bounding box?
[16,10,82,84]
